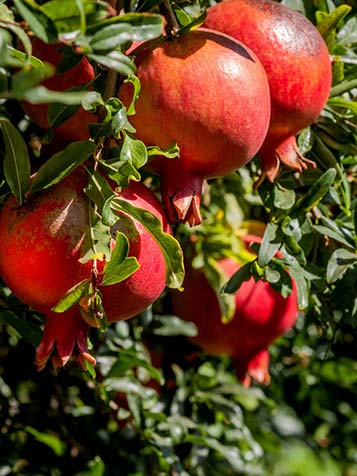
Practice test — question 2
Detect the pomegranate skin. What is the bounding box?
[119,28,270,225]
[171,251,298,386]
[0,170,92,312]
[101,181,171,322]
[204,0,332,181]
[0,169,170,369]
[22,38,96,144]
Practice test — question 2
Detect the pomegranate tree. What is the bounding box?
[21,38,96,143]
[204,0,332,182]
[119,28,271,225]
[0,168,171,370]
[170,236,298,386]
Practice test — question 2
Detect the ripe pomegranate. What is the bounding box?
[0,168,170,369]
[21,38,96,144]
[119,28,271,225]
[170,236,298,386]
[204,0,332,182]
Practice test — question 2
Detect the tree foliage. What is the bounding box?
[0,0,356,475]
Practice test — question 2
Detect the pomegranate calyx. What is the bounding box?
[260,135,316,183]
[233,349,271,387]
[35,310,96,372]
[161,167,203,226]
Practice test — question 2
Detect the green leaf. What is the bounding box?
[79,211,111,264]
[116,133,148,181]
[121,76,141,116]
[316,5,351,47]
[90,23,138,51]
[147,141,180,159]
[84,168,115,213]
[0,310,42,346]
[52,279,91,313]
[204,257,236,323]
[313,217,355,250]
[82,91,104,112]
[326,249,357,284]
[273,184,296,210]
[295,168,337,212]
[327,97,357,115]
[4,23,33,63]
[101,256,139,286]
[47,80,97,129]
[5,46,46,68]
[12,85,92,104]
[88,51,136,76]
[12,62,54,92]
[13,0,57,43]
[298,127,314,155]
[47,102,81,129]
[153,314,197,337]
[106,348,163,384]
[25,426,66,457]
[30,140,96,193]
[111,106,136,135]
[75,457,105,476]
[41,0,109,35]
[0,118,31,205]
[221,261,252,295]
[285,257,309,310]
[101,232,140,286]
[87,12,163,38]
[108,197,184,288]
[258,222,283,267]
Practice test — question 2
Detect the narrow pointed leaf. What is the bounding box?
[108,197,184,288]
[295,168,337,213]
[258,222,283,267]
[101,232,140,286]
[52,279,91,313]
[221,261,252,295]
[0,119,31,205]
[13,0,57,43]
[326,249,357,284]
[30,140,96,193]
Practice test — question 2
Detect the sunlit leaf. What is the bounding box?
[0,118,31,205]
[108,197,184,288]
[30,140,96,193]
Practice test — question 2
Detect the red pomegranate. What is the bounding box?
[0,168,170,369]
[170,237,298,386]
[204,0,332,182]
[21,38,96,144]
[119,28,271,225]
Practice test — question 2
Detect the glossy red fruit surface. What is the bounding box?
[204,0,332,181]
[0,169,170,369]
[119,28,270,225]
[171,238,298,386]
[22,38,96,143]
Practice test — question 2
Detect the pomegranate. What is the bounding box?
[0,168,170,369]
[119,28,271,225]
[21,38,96,144]
[170,237,298,386]
[204,0,332,182]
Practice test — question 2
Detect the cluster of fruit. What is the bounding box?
[0,0,332,384]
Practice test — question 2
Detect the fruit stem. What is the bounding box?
[159,0,180,37]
